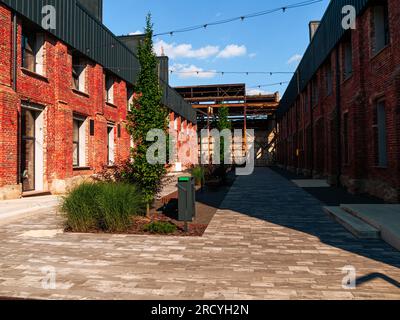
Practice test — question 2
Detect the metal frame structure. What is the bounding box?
[174,84,279,129]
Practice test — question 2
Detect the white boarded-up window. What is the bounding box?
[107,124,115,165]
[73,116,87,167]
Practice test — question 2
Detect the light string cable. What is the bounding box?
[154,0,323,37]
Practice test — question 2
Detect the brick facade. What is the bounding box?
[277,1,400,202]
[0,4,196,199]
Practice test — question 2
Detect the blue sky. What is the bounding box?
[104,0,330,96]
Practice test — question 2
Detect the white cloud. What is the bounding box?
[154,40,248,60]
[170,63,216,79]
[247,88,272,96]
[287,54,302,65]
[217,44,247,59]
[154,40,219,60]
[249,53,257,59]
[129,30,144,35]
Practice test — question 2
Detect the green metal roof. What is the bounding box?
[277,0,370,119]
[1,0,140,84]
[1,0,197,123]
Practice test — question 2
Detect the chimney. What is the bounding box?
[309,21,320,41]
[157,55,169,84]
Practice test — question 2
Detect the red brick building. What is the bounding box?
[277,0,400,202]
[0,0,197,199]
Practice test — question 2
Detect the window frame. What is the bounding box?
[325,61,333,96]
[73,116,87,168]
[72,55,87,93]
[373,99,388,168]
[22,30,36,73]
[105,73,114,104]
[343,112,350,165]
[127,86,135,111]
[21,28,45,75]
[107,124,115,166]
[371,1,390,55]
[342,34,353,80]
[72,119,81,167]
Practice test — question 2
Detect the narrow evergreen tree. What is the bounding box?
[216,106,232,165]
[126,14,168,215]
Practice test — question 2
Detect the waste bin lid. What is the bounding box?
[178,177,191,182]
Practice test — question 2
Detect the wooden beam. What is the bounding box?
[184,96,246,103]
[192,102,278,109]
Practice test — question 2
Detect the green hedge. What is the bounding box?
[62,182,145,233]
[143,221,177,234]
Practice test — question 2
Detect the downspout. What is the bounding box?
[12,12,20,186]
[12,12,17,91]
[335,47,342,187]
[310,85,314,177]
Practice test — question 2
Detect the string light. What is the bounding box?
[247,81,290,89]
[154,0,323,37]
[169,70,294,75]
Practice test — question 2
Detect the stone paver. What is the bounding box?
[0,168,399,300]
[0,196,60,226]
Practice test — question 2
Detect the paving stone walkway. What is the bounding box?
[0,168,399,300]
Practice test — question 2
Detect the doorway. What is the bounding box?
[20,105,44,192]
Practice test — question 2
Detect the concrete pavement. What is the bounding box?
[0,168,399,300]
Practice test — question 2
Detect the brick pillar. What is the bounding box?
[0,86,20,199]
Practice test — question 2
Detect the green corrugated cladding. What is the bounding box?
[277,0,370,119]
[0,0,197,124]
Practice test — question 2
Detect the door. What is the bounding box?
[21,109,37,192]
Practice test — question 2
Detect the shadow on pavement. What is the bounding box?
[197,167,400,270]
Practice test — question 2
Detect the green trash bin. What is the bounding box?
[178,176,196,222]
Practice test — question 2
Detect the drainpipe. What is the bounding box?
[12,12,17,91]
[335,48,342,187]
[310,86,314,177]
[12,12,21,186]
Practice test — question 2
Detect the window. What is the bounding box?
[343,34,353,80]
[105,74,114,104]
[73,116,87,167]
[72,56,86,92]
[127,86,134,111]
[311,77,319,106]
[326,62,333,96]
[372,2,390,54]
[107,124,115,165]
[22,30,44,74]
[343,113,350,164]
[303,89,309,113]
[373,100,388,167]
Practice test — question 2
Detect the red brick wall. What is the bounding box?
[0,4,132,196]
[0,5,19,191]
[277,1,400,202]
[0,3,196,198]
